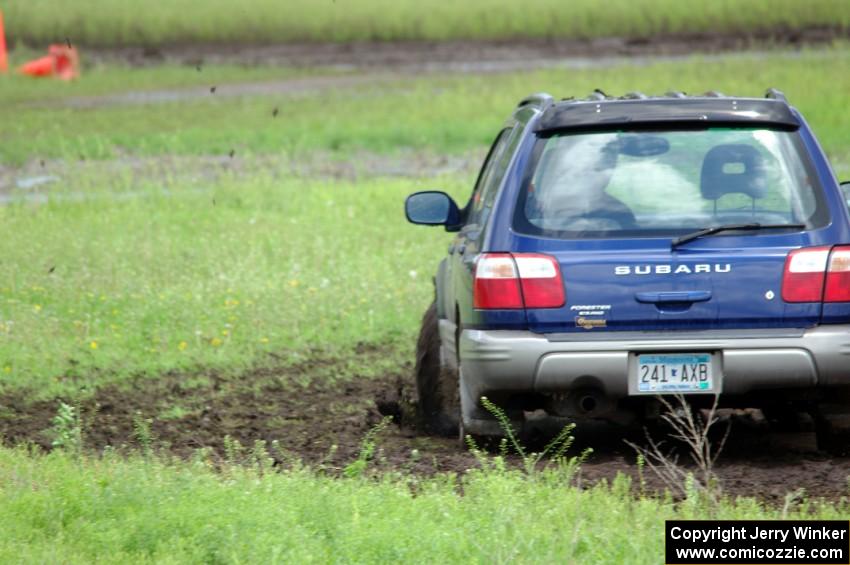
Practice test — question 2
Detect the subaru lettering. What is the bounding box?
[614,264,732,275]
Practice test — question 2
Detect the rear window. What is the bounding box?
[514,128,828,238]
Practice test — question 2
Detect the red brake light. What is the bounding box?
[474,253,564,309]
[825,246,850,302]
[515,254,565,308]
[474,254,522,309]
[782,246,828,302]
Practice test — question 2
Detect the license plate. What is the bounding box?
[634,353,715,394]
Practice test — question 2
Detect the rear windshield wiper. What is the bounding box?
[671,223,806,248]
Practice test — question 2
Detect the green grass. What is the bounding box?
[2,43,850,564]
[3,48,850,397]
[4,0,849,47]
[2,48,849,175]
[0,171,466,397]
[0,446,846,563]
[0,58,328,107]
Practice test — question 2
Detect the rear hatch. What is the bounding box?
[519,237,822,333]
[507,126,835,333]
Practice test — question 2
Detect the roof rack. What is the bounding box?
[765,88,787,102]
[546,88,790,109]
[517,92,554,109]
[586,89,609,101]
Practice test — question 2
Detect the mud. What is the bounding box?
[88,26,848,69]
[1,344,849,503]
[40,26,846,110]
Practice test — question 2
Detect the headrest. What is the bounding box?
[700,144,769,201]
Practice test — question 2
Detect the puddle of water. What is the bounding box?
[15,175,60,190]
[0,186,212,206]
[0,151,480,206]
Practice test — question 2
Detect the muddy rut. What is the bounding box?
[1,344,849,503]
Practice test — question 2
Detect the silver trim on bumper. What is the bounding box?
[458,326,850,431]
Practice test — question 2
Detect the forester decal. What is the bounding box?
[614,264,732,275]
[569,305,611,316]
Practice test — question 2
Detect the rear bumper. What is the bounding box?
[457,325,850,431]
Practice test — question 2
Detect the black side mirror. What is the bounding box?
[841,181,850,209]
[405,191,461,229]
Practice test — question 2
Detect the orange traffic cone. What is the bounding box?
[49,45,79,80]
[19,44,79,80]
[0,10,8,73]
[19,56,54,77]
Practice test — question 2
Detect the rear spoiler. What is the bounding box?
[535,97,800,134]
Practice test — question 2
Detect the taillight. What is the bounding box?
[474,253,522,309]
[474,253,564,309]
[515,254,565,308]
[782,245,850,303]
[825,246,850,302]
[782,246,829,302]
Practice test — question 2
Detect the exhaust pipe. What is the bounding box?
[578,393,599,414]
[547,388,609,418]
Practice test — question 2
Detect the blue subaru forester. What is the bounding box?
[405,89,850,451]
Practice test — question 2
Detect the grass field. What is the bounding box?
[3,45,850,562]
[2,48,849,168]
[2,48,850,398]
[1,446,848,563]
[0,172,460,397]
[0,62,321,106]
[5,0,850,47]
[2,47,850,397]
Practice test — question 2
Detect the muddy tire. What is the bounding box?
[815,414,850,456]
[813,397,850,455]
[815,421,846,455]
[415,302,460,436]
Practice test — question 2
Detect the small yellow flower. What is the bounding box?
[178,341,188,351]
[260,337,269,344]
[210,337,222,347]
[3,366,11,374]
[288,279,300,288]
[33,304,42,312]
[221,329,229,336]
[90,341,98,350]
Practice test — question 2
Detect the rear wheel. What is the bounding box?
[814,408,850,456]
[415,302,459,436]
[812,391,850,455]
